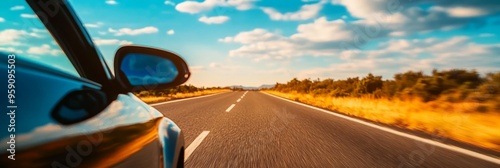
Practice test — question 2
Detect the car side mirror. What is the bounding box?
[114,45,190,92]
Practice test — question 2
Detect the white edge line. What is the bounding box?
[237,99,241,102]
[261,92,500,165]
[225,104,236,112]
[184,131,210,162]
[151,92,227,106]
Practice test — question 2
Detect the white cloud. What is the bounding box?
[108,26,159,36]
[93,38,132,46]
[220,11,500,65]
[327,6,488,40]
[479,33,495,38]
[20,13,38,18]
[291,17,354,42]
[207,62,240,70]
[206,0,500,85]
[226,0,254,10]
[0,47,23,54]
[218,37,232,43]
[218,16,388,61]
[165,0,175,6]
[28,28,48,38]
[297,36,500,79]
[31,28,47,33]
[28,32,45,38]
[432,6,488,17]
[0,29,28,46]
[176,0,215,14]
[84,22,104,28]
[332,0,500,19]
[0,17,4,22]
[331,0,389,19]
[332,0,500,18]
[330,0,500,38]
[27,44,62,56]
[260,1,325,21]
[218,28,282,44]
[175,0,255,14]
[372,37,472,58]
[189,66,206,73]
[106,0,118,5]
[219,18,357,61]
[365,37,495,69]
[209,62,222,68]
[226,37,332,61]
[389,31,406,37]
[10,5,25,11]
[198,15,230,24]
[167,29,175,35]
[0,29,48,45]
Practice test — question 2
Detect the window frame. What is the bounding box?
[26,0,114,85]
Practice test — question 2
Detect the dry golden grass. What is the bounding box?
[264,90,500,152]
[138,89,231,104]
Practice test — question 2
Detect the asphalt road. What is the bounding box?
[152,91,500,168]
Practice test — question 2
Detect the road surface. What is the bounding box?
[152,91,500,168]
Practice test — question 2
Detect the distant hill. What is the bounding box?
[227,84,275,90]
[258,84,275,89]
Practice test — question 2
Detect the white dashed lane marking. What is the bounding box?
[184,131,210,162]
[225,104,236,112]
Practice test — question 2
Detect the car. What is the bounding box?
[0,0,189,167]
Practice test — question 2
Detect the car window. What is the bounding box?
[0,2,79,77]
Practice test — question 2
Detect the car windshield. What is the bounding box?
[0,1,79,77]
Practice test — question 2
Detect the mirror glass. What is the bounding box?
[120,53,179,86]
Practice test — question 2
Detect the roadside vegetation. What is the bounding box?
[264,69,500,151]
[135,85,231,104]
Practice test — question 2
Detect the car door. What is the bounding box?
[0,54,163,168]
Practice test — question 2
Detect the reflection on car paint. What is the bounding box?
[0,94,168,167]
[0,94,150,150]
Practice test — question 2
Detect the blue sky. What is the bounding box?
[1,0,500,87]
